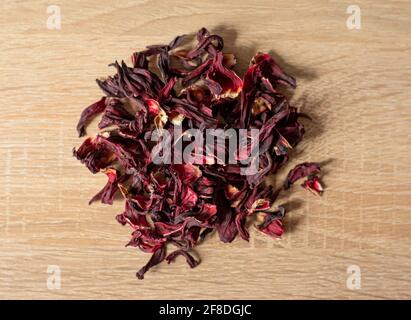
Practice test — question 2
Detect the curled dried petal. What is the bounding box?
[166,249,200,268]
[301,176,324,195]
[89,168,120,205]
[207,52,243,99]
[116,201,150,230]
[73,137,115,174]
[251,53,296,88]
[284,162,321,189]
[76,97,106,137]
[255,207,285,238]
[136,245,166,280]
[172,164,202,185]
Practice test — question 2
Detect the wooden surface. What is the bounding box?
[0,0,410,300]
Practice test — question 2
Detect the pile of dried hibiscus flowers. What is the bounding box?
[73,28,324,279]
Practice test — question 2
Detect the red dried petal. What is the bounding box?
[207,52,243,99]
[255,207,286,238]
[76,97,106,137]
[251,53,296,88]
[88,168,120,205]
[284,162,321,189]
[257,218,284,238]
[73,137,115,174]
[130,194,153,211]
[166,249,200,268]
[136,245,166,279]
[180,185,198,210]
[172,164,202,185]
[301,176,324,195]
[116,201,151,230]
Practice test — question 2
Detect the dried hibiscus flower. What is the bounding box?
[74,28,325,279]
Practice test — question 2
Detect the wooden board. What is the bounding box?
[0,0,410,299]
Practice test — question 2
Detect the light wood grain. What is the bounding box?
[0,0,410,299]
